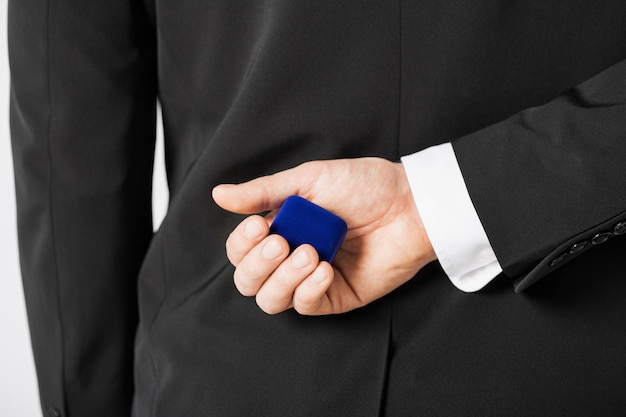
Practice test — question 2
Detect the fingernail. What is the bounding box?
[262,239,284,260]
[291,250,310,269]
[244,220,263,239]
[311,267,327,283]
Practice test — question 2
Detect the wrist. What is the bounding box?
[396,163,437,266]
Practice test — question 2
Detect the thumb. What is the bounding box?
[212,162,321,214]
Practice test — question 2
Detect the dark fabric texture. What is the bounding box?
[8,0,626,416]
[453,59,626,279]
[9,0,156,414]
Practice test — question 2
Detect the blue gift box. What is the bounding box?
[269,195,347,263]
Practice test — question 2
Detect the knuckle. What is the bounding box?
[225,240,248,266]
[233,269,257,297]
[226,248,243,266]
[293,303,317,316]
[293,291,320,315]
[234,282,256,297]
[272,270,298,290]
[234,258,258,280]
[256,297,283,315]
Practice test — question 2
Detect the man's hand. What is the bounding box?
[212,158,436,315]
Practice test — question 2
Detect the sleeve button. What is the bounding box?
[569,240,588,254]
[613,221,626,236]
[591,232,612,245]
[550,253,568,267]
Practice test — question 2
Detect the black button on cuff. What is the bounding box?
[550,253,568,267]
[591,232,612,245]
[613,221,626,236]
[569,240,587,254]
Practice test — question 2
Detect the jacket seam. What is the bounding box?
[396,0,402,162]
[45,0,68,413]
[147,234,169,416]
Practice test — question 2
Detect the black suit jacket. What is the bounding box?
[9,1,626,416]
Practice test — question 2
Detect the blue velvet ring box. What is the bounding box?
[269,195,347,263]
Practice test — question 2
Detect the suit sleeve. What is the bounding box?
[9,0,156,415]
[452,58,626,292]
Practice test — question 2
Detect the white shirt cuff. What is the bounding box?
[401,143,503,292]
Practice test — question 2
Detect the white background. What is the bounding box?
[0,2,169,413]
[0,0,40,414]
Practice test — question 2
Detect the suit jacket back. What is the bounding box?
[9,1,626,415]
